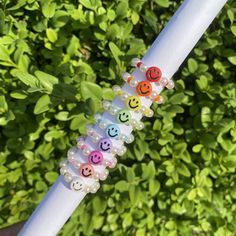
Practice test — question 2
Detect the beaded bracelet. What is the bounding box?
[61,158,109,181]
[59,162,100,193]
[67,146,117,168]
[95,109,144,130]
[102,100,154,118]
[90,118,134,143]
[131,58,175,89]
[77,136,127,156]
[113,84,164,104]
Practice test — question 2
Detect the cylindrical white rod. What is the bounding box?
[19,0,227,235]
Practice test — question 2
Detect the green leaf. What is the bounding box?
[154,0,170,8]
[115,180,128,192]
[0,45,11,61]
[45,171,58,184]
[34,94,52,114]
[46,28,58,43]
[42,2,56,18]
[177,162,191,177]
[10,91,27,99]
[12,69,39,87]
[80,81,103,100]
[35,70,59,92]
[108,42,123,67]
[187,58,198,73]
[228,56,236,65]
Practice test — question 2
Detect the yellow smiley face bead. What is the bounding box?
[126,96,142,111]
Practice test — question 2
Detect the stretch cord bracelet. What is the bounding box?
[59,161,100,193]
[90,118,134,144]
[96,109,144,130]
[73,141,117,168]
[102,99,154,118]
[112,84,164,104]
[77,134,127,156]
[131,58,175,89]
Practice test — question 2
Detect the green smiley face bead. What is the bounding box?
[117,109,131,124]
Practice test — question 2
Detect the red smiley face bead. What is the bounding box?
[136,81,152,97]
[146,66,162,83]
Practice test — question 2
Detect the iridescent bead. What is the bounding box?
[122,72,130,82]
[136,122,144,130]
[159,77,168,87]
[121,93,129,101]
[130,79,138,87]
[112,85,121,94]
[131,58,141,67]
[102,100,111,110]
[139,63,148,72]
[166,79,175,89]
[59,160,67,167]
[64,173,72,182]
[126,135,134,144]
[110,106,118,115]
[60,167,67,175]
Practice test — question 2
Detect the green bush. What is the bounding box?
[0,0,236,235]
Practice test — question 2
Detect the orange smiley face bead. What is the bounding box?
[146,66,162,82]
[136,81,152,97]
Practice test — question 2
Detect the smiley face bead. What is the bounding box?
[146,66,162,82]
[126,96,142,111]
[98,138,112,152]
[136,81,152,96]
[79,163,94,178]
[70,177,85,191]
[106,124,120,139]
[117,109,131,124]
[88,151,103,165]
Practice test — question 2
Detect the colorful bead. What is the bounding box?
[136,81,152,96]
[125,96,142,111]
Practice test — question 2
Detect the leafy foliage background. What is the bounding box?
[0,0,236,235]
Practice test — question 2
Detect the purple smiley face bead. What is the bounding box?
[88,151,103,165]
[98,138,112,152]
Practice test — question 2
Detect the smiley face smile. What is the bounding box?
[119,114,129,123]
[126,96,141,111]
[117,109,131,124]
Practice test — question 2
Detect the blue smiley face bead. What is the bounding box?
[106,124,120,139]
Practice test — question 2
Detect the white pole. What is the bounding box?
[19,0,228,235]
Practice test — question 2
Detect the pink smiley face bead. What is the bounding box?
[79,163,94,178]
[88,151,103,165]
